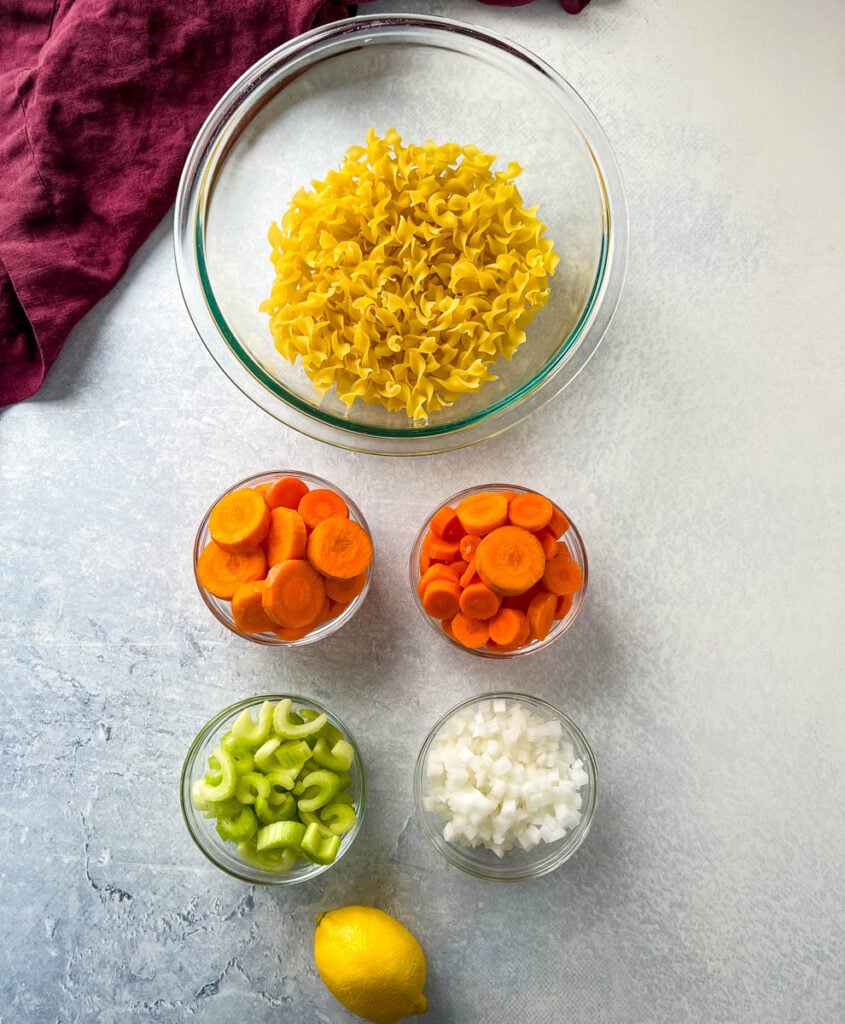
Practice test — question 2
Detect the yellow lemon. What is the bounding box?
[314,905,428,1024]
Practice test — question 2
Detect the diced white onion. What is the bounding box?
[425,699,588,857]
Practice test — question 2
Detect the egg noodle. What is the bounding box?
[260,128,558,421]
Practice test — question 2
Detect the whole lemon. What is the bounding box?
[314,905,428,1024]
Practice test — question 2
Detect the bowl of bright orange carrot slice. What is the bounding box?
[410,484,587,658]
[194,471,374,646]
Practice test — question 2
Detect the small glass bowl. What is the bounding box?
[193,470,373,646]
[414,693,597,881]
[181,694,365,884]
[409,483,588,658]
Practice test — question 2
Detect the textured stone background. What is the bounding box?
[1,1,843,1021]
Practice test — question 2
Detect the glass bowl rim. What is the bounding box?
[180,692,366,884]
[192,469,373,647]
[173,12,628,455]
[413,690,598,880]
[408,482,589,658]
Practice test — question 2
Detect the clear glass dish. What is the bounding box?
[409,483,588,658]
[174,14,627,455]
[181,694,365,884]
[193,470,373,646]
[414,692,597,881]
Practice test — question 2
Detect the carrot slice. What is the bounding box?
[459,534,482,562]
[231,580,276,634]
[527,591,557,642]
[535,528,559,560]
[209,488,271,555]
[324,572,368,604]
[440,616,456,641]
[508,492,553,532]
[262,559,326,628]
[553,593,574,620]
[417,563,461,598]
[459,559,478,589]
[422,579,462,619]
[196,541,266,599]
[430,505,464,542]
[265,507,308,566]
[548,505,570,538]
[298,488,349,529]
[265,475,310,510]
[427,535,461,562]
[542,553,584,596]
[503,585,542,612]
[327,598,351,620]
[458,581,502,621]
[455,492,509,537]
[307,516,373,580]
[450,613,490,649]
[273,623,313,642]
[488,607,528,647]
[474,525,546,596]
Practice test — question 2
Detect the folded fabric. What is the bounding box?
[0,0,589,407]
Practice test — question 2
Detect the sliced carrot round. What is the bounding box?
[416,563,461,599]
[422,579,462,619]
[324,572,368,604]
[548,505,570,538]
[507,492,553,532]
[307,517,373,580]
[458,581,502,621]
[298,488,349,529]
[262,559,326,628]
[459,534,482,562]
[265,506,307,566]
[474,525,546,596]
[553,593,574,620]
[430,505,464,542]
[450,612,490,649]
[231,580,276,634]
[196,541,266,599]
[527,591,557,642]
[455,491,509,537]
[542,553,584,596]
[209,488,271,555]
[488,607,528,647]
[265,475,309,510]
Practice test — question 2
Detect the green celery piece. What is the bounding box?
[196,747,237,801]
[231,701,275,748]
[255,794,297,824]
[300,822,342,865]
[265,768,297,804]
[274,740,312,772]
[215,805,258,843]
[235,771,271,805]
[330,790,354,806]
[254,737,281,773]
[298,808,322,826]
[273,699,326,740]
[191,779,211,812]
[296,769,342,813]
[220,732,255,774]
[299,709,344,747]
[320,801,357,835]
[311,737,354,772]
[256,820,306,852]
[237,840,300,873]
[334,771,352,792]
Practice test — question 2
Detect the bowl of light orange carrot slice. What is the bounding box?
[410,484,587,658]
[194,471,374,646]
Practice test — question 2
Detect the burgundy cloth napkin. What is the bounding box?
[0,0,589,407]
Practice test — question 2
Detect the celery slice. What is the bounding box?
[256,820,306,852]
[216,805,258,843]
[254,737,281,772]
[311,738,354,772]
[300,822,342,865]
[237,840,300,873]
[235,771,271,804]
[320,801,357,835]
[296,769,342,813]
[274,739,312,772]
[196,747,237,801]
[231,701,275,748]
[273,699,327,740]
[255,793,297,824]
[264,768,297,803]
[220,732,255,774]
[299,709,344,747]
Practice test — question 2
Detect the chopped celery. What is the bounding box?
[300,709,344,747]
[311,737,354,772]
[265,768,297,802]
[320,801,357,835]
[255,794,297,824]
[231,701,275,748]
[274,739,312,772]
[256,820,306,852]
[254,737,281,772]
[220,732,255,774]
[237,840,300,873]
[196,747,237,801]
[296,769,342,813]
[301,822,342,865]
[216,805,258,843]
[235,771,271,804]
[273,699,326,740]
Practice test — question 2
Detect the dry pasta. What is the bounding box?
[260,127,558,421]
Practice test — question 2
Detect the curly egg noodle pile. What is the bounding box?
[260,128,558,421]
